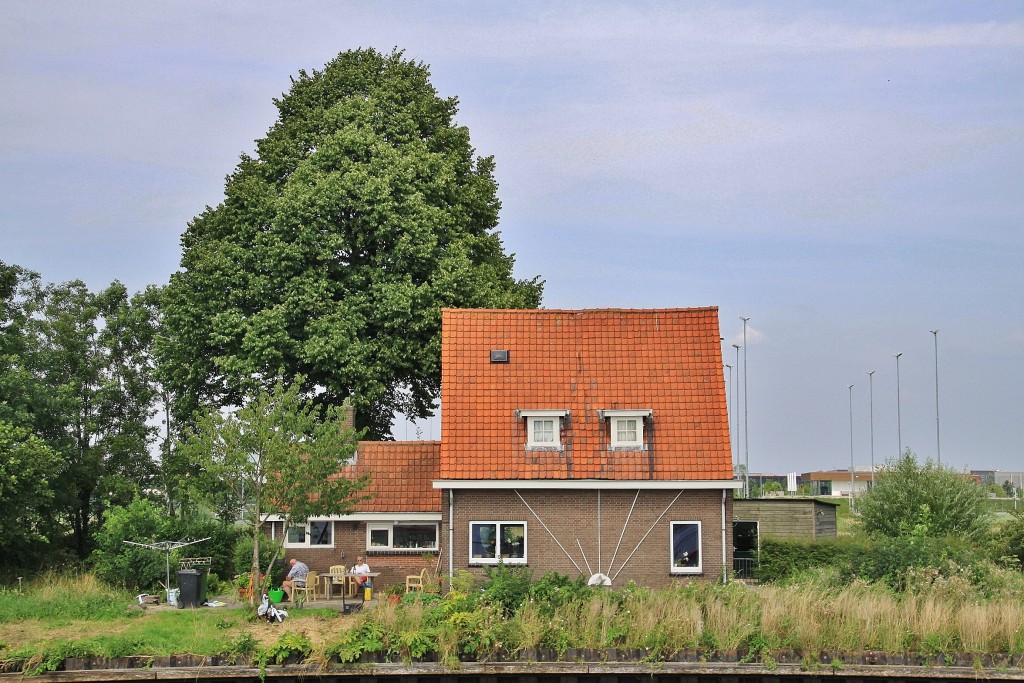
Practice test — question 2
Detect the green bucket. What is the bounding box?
[268,589,285,603]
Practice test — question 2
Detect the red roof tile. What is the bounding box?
[342,441,442,512]
[439,308,732,481]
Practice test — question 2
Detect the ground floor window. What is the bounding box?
[470,521,526,564]
[670,521,702,573]
[367,523,438,551]
[285,520,333,547]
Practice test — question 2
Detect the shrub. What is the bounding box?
[858,451,989,539]
[90,499,171,591]
[989,511,1024,570]
[480,564,532,617]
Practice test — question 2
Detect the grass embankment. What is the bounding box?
[2,570,1023,673]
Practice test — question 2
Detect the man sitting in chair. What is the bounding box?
[282,558,309,602]
[351,556,371,587]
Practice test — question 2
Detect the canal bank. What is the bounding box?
[2,659,1023,682]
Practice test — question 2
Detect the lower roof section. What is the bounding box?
[265,512,442,522]
[433,479,743,490]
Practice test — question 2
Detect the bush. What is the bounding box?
[527,571,590,615]
[90,499,241,592]
[756,537,866,583]
[232,532,284,587]
[858,451,989,539]
[989,511,1024,570]
[90,499,171,591]
[480,564,532,616]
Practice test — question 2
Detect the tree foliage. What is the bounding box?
[0,422,62,562]
[857,450,989,539]
[179,378,369,596]
[0,262,160,562]
[160,48,543,438]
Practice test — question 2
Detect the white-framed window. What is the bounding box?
[602,409,651,448]
[366,523,438,551]
[519,409,568,449]
[670,521,702,574]
[469,521,527,564]
[285,520,333,548]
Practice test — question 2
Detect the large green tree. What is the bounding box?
[179,378,368,598]
[6,272,160,559]
[857,450,989,539]
[160,48,542,438]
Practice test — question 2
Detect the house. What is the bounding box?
[269,307,740,590]
[801,469,876,497]
[264,441,445,588]
[433,307,739,588]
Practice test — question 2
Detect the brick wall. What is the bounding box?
[443,488,733,588]
[262,520,440,593]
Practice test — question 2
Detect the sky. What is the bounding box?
[2,1,1022,476]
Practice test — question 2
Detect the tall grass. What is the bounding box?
[2,569,1023,671]
[0,572,135,622]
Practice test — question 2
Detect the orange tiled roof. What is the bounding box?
[343,441,442,512]
[439,308,732,481]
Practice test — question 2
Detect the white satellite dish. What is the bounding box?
[587,573,612,587]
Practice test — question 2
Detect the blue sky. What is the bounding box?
[2,2,1022,475]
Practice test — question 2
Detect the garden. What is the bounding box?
[1,453,1023,675]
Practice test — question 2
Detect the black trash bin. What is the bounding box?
[176,568,209,608]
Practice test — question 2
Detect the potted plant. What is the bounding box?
[384,583,404,605]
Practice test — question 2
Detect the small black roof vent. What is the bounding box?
[490,349,510,363]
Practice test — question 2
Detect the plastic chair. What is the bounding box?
[293,570,319,601]
[405,568,427,593]
[328,565,346,598]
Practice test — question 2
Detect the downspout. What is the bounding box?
[448,489,454,581]
[721,489,728,584]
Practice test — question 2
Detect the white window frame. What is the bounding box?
[284,519,333,548]
[602,409,651,448]
[469,521,527,565]
[519,409,568,449]
[669,520,702,574]
[366,522,439,551]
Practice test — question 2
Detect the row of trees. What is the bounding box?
[0,48,542,577]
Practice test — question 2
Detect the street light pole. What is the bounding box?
[867,370,875,487]
[725,363,734,467]
[732,343,742,496]
[848,384,855,509]
[894,352,903,458]
[931,329,941,465]
[740,317,750,498]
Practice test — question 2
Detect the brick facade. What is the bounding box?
[263,520,441,592]
[443,488,733,588]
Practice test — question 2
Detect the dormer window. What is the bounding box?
[518,409,569,449]
[601,409,652,448]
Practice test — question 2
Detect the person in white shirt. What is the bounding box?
[351,556,371,587]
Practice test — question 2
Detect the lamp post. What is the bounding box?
[931,329,941,465]
[848,384,855,509]
[740,317,750,498]
[867,370,876,487]
[725,363,734,466]
[894,352,903,458]
[732,343,741,493]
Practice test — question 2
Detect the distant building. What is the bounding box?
[800,468,877,497]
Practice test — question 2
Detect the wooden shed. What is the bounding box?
[733,497,839,540]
